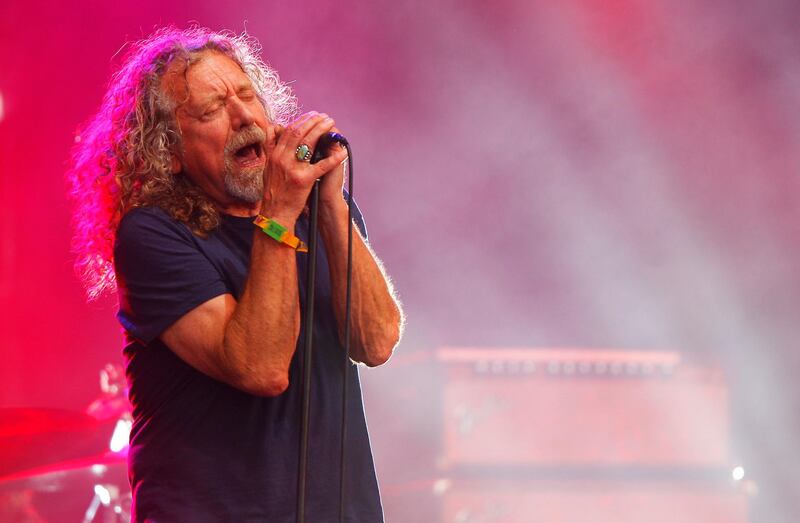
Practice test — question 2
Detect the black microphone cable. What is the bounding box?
[338,139,354,523]
[296,132,354,523]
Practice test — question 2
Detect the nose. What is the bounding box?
[229,96,255,130]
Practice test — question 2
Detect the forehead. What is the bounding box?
[162,50,253,106]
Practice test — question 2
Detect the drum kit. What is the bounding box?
[0,365,132,522]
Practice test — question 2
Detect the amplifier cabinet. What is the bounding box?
[438,348,729,467]
[441,477,749,523]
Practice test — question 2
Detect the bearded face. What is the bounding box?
[164,50,271,214]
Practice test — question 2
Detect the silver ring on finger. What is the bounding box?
[295,144,312,162]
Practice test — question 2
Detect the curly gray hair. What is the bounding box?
[66,26,297,299]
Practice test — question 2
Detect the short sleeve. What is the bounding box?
[346,190,368,240]
[114,207,228,344]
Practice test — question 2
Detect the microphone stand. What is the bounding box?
[296,178,320,523]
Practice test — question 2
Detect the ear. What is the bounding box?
[170,153,181,174]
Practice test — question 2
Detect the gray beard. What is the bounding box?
[221,124,267,204]
[223,159,263,204]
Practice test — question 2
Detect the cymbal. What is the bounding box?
[0,408,117,477]
[0,408,107,436]
[0,451,127,493]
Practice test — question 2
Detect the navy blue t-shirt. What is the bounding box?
[114,205,383,523]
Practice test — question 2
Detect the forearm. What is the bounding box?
[216,114,351,391]
[222,220,301,395]
[319,201,403,366]
[160,113,352,396]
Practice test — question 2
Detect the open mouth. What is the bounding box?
[233,142,263,164]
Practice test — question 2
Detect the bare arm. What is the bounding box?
[318,163,404,366]
[160,113,349,396]
[160,230,300,396]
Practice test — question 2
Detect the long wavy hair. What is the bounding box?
[66,27,297,300]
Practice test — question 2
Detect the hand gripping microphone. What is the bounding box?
[310,132,349,164]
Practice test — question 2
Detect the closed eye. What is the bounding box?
[203,105,222,118]
[238,89,256,101]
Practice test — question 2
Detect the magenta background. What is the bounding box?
[1,1,799,521]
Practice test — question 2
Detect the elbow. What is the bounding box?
[220,330,295,397]
[260,372,290,397]
[262,377,290,397]
[240,371,290,397]
[361,323,401,367]
[353,286,405,367]
[228,360,289,396]
[362,350,392,367]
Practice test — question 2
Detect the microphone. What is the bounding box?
[311,132,349,164]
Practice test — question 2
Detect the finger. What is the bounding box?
[272,113,316,161]
[287,111,319,131]
[285,116,339,164]
[274,114,328,164]
[304,116,339,153]
[327,126,347,157]
[263,123,283,158]
[311,143,349,175]
[284,111,326,144]
[273,111,315,151]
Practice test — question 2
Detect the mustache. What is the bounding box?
[224,125,267,156]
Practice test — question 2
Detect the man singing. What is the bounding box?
[67,27,403,522]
